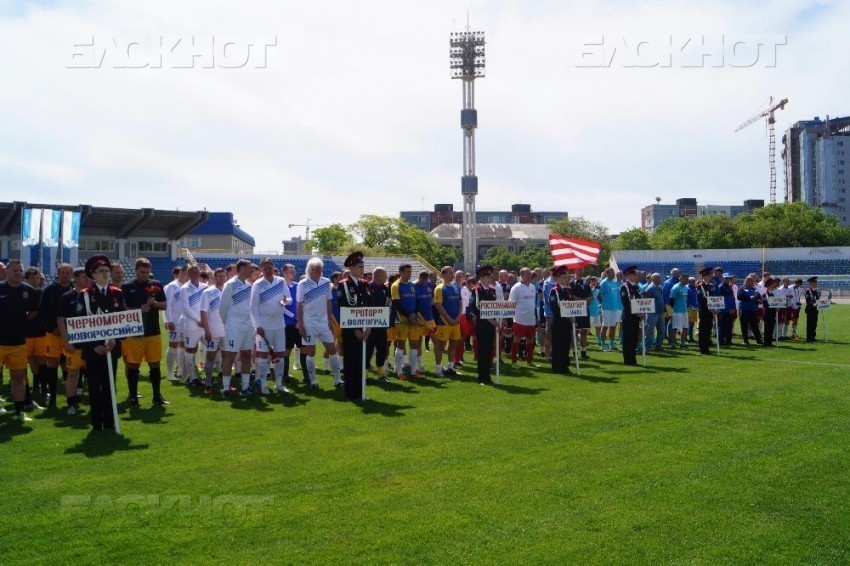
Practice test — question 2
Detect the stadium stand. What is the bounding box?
[612,247,850,295]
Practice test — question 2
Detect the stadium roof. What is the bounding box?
[188,212,256,247]
[0,201,208,240]
[431,223,552,241]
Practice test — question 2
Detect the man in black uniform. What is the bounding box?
[619,265,643,366]
[121,257,169,407]
[547,265,575,374]
[366,267,391,383]
[715,272,735,346]
[804,276,820,342]
[338,252,372,400]
[39,263,74,408]
[0,260,41,421]
[62,255,126,431]
[567,270,593,360]
[695,267,716,355]
[468,266,497,385]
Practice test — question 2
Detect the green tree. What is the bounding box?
[735,203,850,248]
[648,217,699,250]
[649,214,743,250]
[307,223,354,254]
[612,227,651,250]
[348,215,458,270]
[518,245,552,269]
[482,246,521,272]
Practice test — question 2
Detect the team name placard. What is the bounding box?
[479,300,517,320]
[559,301,587,318]
[66,309,145,343]
[817,299,831,310]
[340,307,390,328]
[630,299,655,314]
[767,296,786,309]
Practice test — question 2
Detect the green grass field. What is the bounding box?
[2,308,850,564]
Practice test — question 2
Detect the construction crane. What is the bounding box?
[735,96,789,204]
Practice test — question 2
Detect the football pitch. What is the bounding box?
[2,310,849,564]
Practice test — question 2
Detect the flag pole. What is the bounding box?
[573,321,580,375]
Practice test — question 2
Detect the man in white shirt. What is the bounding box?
[296,257,341,390]
[163,265,188,380]
[200,267,226,394]
[220,259,255,397]
[180,265,207,386]
[250,258,291,394]
[508,267,539,367]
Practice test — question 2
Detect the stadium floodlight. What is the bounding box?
[449,29,485,271]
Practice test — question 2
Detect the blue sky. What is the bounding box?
[1,0,848,251]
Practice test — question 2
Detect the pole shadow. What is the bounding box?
[64,430,150,458]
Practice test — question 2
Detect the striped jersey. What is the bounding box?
[220,276,252,326]
[250,275,290,330]
[297,276,332,326]
[200,285,225,337]
[180,281,206,329]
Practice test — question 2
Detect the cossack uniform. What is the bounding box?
[338,252,371,399]
[62,255,127,431]
[468,265,497,385]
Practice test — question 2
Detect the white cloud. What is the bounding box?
[1,0,849,250]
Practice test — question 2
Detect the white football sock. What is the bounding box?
[330,354,342,384]
[255,358,270,393]
[306,356,316,385]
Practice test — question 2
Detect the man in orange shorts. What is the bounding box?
[39,263,74,408]
[23,267,47,411]
[0,260,41,421]
[121,258,169,407]
[56,267,91,415]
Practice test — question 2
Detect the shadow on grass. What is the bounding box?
[356,398,415,417]
[50,408,92,431]
[367,378,421,395]
[128,404,174,425]
[408,376,448,390]
[490,382,548,395]
[65,429,150,458]
[0,419,35,443]
[264,391,311,408]
[572,373,620,384]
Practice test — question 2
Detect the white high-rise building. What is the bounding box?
[783,116,850,224]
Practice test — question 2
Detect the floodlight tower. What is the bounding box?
[450,29,485,271]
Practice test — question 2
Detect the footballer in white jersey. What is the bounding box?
[218,260,256,395]
[220,268,254,353]
[250,259,292,394]
[200,272,226,350]
[163,265,188,379]
[180,267,208,352]
[164,267,187,343]
[296,257,341,388]
[200,268,227,391]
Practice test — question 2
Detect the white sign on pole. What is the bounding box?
[630,299,655,314]
[707,297,726,311]
[339,307,391,329]
[66,308,145,436]
[817,299,831,310]
[767,296,786,309]
[65,309,145,344]
[559,300,588,318]
[479,300,516,320]
[341,307,390,401]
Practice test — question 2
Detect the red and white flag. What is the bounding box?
[549,234,602,269]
